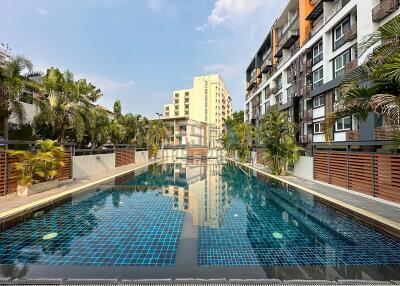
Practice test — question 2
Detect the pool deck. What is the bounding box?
[228,159,400,238]
[0,159,161,224]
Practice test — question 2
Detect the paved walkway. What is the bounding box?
[229,159,400,237]
[0,159,160,222]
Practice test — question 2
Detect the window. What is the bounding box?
[286,65,294,83]
[313,95,324,108]
[278,93,283,105]
[334,50,351,78]
[313,41,323,64]
[312,67,323,88]
[19,92,33,104]
[336,117,351,131]
[333,17,350,50]
[287,86,295,101]
[276,75,282,90]
[314,122,323,134]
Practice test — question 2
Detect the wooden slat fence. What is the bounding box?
[314,151,400,203]
[115,148,135,167]
[58,150,73,181]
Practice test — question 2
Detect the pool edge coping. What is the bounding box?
[228,158,400,238]
[0,159,162,223]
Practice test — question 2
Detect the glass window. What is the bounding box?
[334,50,351,78]
[313,41,323,64]
[287,86,295,101]
[314,122,323,134]
[278,93,283,104]
[336,117,351,131]
[333,17,350,50]
[276,75,282,90]
[313,95,324,108]
[313,67,324,88]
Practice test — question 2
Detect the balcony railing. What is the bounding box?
[373,0,400,22]
[310,18,324,38]
[344,23,357,42]
[375,125,400,140]
[325,0,344,23]
[300,134,313,144]
[302,110,313,123]
[282,10,299,36]
[345,59,358,75]
[346,130,359,141]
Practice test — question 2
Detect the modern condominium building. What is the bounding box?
[245,0,400,153]
[164,74,233,145]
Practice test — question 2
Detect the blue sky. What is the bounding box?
[1,0,286,118]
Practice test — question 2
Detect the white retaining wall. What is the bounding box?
[73,153,116,180]
[293,156,314,181]
[135,150,149,163]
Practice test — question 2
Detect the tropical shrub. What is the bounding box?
[258,107,301,175]
[8,140,65,186]
[146,120,166,158]
[234,123,255,162]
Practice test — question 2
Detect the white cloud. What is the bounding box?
[76,73,135,94]
[195,24,208,32]
[198,39,216,45]
[146,0,162,10]
[208,0,272,26]
[35,8,49,16]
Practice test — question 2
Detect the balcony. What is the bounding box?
[276,31,300,58]
[282,10,299,36]
[302,84,312,96]
[373,0,400,22]
[344,23,357,42]
[302,110,313,123]
[344,59,358,75]
[306,0,324,21]
[375,125,400,140]
[346,130,359,141]
[300,134,313,144]
[310,18,324,38]
[325,0,345,23]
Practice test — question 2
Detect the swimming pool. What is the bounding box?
[0,161,400,281]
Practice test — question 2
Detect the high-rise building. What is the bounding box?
[164,74,233,146]
[245,0,400,153]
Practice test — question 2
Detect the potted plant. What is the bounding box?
[8,140,65,196]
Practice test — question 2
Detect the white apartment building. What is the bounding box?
[245,0,400,153]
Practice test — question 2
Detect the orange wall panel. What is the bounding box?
[299,0,314,47]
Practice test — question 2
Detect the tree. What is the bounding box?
[234,123,255,162]
[146,119,166,158]
[258,107,301,175]
[34,68,102,143]
[224,110,244,130]
[324,15,400,140]
[0,56,41,140]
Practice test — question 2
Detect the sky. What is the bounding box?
[1,0,287,118]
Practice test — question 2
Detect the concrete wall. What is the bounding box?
[73,153,116,180]
[293,156,314,181]
[135,150,149,163]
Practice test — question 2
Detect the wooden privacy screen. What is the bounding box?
[0,151,18,196]
[314,151,400,203]
[187,147,207,158]
[115,148,135,167]
[0,148,73,195]
[58,150,73,181]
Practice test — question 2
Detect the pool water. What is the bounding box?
[0,161,400,280]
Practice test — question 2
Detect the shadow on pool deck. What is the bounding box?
[228,159,400,239]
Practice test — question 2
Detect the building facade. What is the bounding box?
[164,74,233,145]
[245,0,400,153]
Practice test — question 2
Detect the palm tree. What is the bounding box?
[258,107,301,175]
[34,67,102,143]
[324,15,400,139]
[0,56,41,140]
[146,119,166,158]
[234,122,255,162]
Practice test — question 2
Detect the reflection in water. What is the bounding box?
[0,161,399,281]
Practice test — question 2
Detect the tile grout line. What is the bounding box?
[0,160,161,222]
[227,158,400,234]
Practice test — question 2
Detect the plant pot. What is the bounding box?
[17,180,60,196]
